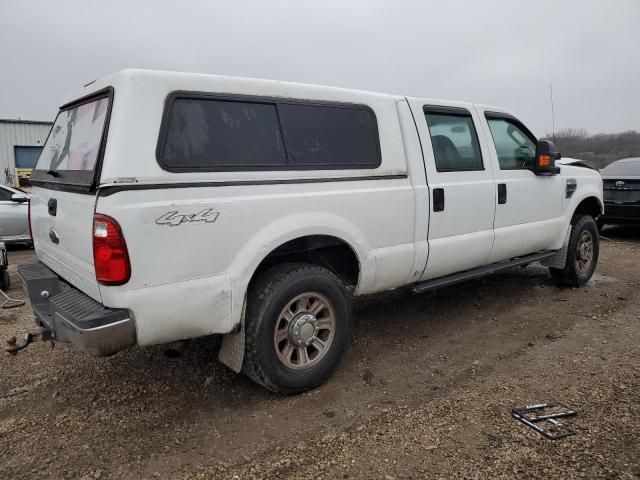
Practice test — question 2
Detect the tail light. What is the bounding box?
[93,214,131,285]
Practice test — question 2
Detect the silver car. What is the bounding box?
[0,184,30,244]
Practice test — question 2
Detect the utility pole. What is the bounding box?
[549,84,556,143]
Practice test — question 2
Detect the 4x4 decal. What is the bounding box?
[156,208,219,227]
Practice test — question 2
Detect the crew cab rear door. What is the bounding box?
[28,90,113,301]
[406,99,496,280]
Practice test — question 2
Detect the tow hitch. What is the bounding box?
[5,328,53,356]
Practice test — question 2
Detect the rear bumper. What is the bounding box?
[17,262,136,356]
[601,203,640,224]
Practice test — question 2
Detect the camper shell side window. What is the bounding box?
[156,92,382,172]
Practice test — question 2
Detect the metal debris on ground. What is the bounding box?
[1,288,25,309]
[511,402,577,439]
[1,240,25,308]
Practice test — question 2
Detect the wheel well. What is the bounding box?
[573,196,602,221]
[252,235,360,287]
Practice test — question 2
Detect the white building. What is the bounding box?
[0,118,53,188]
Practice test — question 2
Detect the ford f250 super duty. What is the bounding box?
[12,70,603,394]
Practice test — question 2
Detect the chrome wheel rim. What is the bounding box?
[273,292,336,370]
[576,230,594,273]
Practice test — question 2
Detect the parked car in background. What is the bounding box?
[0,184,30,244]
[599,157,640,229]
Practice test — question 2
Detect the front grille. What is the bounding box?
[604,190,640,203]
[603,179,640,189]
[603,179,640,204]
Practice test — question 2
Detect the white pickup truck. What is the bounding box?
[15,70,603,394]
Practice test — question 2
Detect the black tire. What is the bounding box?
[0,269,9,291]
[243,263,352,394]
[550,215,599,287]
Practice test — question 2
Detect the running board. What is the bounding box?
[411,251,556,294]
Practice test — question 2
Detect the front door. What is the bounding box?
[477,110,564,263]
[408,100,496,280]
[0,186,29,238]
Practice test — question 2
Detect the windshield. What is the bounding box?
[32,92,111,187]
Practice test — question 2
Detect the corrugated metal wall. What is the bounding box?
[0,120,52,186]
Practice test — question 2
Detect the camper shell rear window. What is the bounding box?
[31,88,113,190]
[156,92,381,171]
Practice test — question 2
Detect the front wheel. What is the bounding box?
[243,263,352,394]
[550,215,599,287]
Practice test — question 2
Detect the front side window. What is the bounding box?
[0,187,13,202]
[158,95,381,171]
[486,118,536,170]
[424,110,484,172]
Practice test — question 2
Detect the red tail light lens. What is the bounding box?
[93,214,131,285]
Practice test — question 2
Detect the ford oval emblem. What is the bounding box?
[615,180,625,187]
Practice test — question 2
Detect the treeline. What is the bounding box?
[543,129,640,169]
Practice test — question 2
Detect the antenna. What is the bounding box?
[549,84,556,143]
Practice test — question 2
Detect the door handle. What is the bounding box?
[433,188,445,212]
[498,184,507,204]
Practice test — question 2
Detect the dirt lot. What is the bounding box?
[1,227,639,480]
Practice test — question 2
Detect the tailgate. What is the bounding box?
[30,187,100,300]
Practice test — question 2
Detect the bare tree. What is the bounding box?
[543,130,640,168]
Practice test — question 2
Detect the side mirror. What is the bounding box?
[11,193,29,203]
[533,140,561,175]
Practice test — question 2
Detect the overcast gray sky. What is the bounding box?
[1,0,638,136]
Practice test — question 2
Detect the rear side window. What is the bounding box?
[278,103,379,167]
[162,99,287,169]
[158,95,381,171]
[424,109,483,172]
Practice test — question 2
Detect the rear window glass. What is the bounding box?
[32,92,111,187]
[158,96,381,171]
[37,97,109,172]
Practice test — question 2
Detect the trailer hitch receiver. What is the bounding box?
[5,328,53,355]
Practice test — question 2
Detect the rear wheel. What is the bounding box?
[243,263,351,394]
[550,215,599,287]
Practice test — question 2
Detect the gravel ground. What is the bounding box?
[1,227,639,480]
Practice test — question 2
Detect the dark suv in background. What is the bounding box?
[599,157,640,229]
